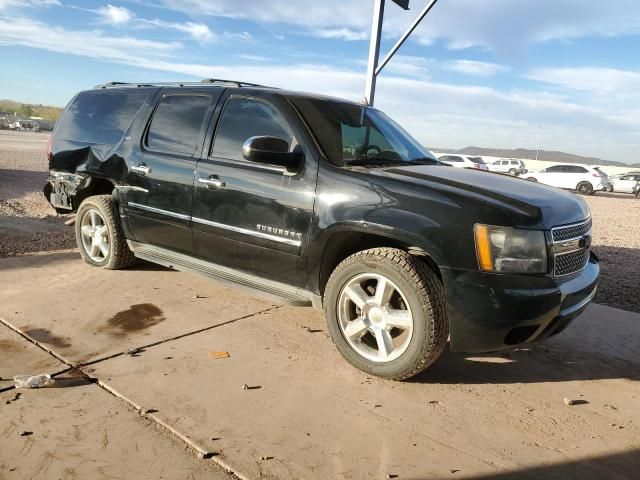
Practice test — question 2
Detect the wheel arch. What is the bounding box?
[316,227,443,297]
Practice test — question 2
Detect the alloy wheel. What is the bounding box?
[337,273,413,363]
[80,208,110,263]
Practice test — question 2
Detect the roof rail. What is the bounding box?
[94,79,272,89]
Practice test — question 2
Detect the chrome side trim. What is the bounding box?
[127,202,190,221]
[191,217,302,247]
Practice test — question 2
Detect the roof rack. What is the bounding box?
[94,79,272,89]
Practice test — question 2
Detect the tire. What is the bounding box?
[607,185,614,193]
[323,248,448,380]
[508,168,517,175]
[75,195,135,270]
[576,182,594,195]
[526,177,538,182]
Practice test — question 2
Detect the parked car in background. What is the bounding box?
[525,164,608,195]
[437,154,489,171]
[487,159,527,175]
[607,172,640,193]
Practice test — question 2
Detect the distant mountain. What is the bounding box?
[430,146,630,167]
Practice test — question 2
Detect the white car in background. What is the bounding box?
[525,164,608,195]
[437,154,489,171]
[608,173,640,194]
[487,158,527,175]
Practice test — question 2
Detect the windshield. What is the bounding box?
[291,97,439,167]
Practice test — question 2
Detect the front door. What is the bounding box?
[124,89,220,254]
[191,93,317,288]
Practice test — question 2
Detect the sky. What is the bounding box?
[0,0,639,163]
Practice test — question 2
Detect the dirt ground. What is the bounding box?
[1,253,639,480]
[1,130,639,479]
[1,130,639,312]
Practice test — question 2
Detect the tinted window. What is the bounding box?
[468,156,485,164]
[569,166,588,173]
[212,97,292,161]
[147,95,210,154]
[56,92,148,144]
[444,156,463,162]
[546,165,566,173]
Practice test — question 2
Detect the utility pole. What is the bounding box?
[364,0,440,106]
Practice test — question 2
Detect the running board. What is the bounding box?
[128,241,318,307]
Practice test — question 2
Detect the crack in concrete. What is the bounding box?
[78,305,282,368]
[0,305,282,480]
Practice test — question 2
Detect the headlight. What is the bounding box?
[474,224,547,274]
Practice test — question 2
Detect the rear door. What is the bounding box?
[123,88,221,254]
[191,92,317,287]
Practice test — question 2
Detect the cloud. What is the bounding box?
[156,0,640,51]
[0,0,59,8]
[0,16,179,64]
[308,27,368,41]
[97,4,133,25]
[527,67,640,95]
[141,18,215,42]
[444,60,509,77]
[1,16,638,162]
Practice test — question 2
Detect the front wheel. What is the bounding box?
[323,248,448,380]
[577,182,594,195]
[526,177,538,182]
[75,195,135,269]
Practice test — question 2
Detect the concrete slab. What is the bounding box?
[89,304,640,480]
[0,374,231,479]
[0,324,67,390]
[0,251,274,364]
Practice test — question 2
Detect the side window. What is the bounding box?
[212,97,293,161]
[446,156,463,162]
[147,95,210,154]
[546,165,563,173]
[56,92,148,145]
[572,166,588,173]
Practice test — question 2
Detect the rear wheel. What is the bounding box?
[75,195,135,270]
[323,248,448,380]
[508,168,517,175]
[577,182,594,195]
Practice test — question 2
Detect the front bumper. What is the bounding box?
[441,252,599,353]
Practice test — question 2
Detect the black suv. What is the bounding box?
[44,79,599,380]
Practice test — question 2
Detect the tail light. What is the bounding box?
[45,135,53,162]
[592,173,601,178]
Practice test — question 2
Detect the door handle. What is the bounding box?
[131,164,152,176]
[198,176,226,189]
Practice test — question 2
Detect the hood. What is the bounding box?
[368,165,590,229]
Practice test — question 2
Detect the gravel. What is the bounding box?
[1,130,639,312]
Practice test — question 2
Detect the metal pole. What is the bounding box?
[365,0,385,106]
[375,0,439,76]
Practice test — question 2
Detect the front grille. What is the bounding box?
[554,248,590,276]
[551,218,592,276]
[552,218,592,242]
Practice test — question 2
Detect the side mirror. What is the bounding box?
[242,136,303,172]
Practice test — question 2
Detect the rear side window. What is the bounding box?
[147,95,210,155]
[211,97,292,161]
[443,155,463,162]
[56,92,148,144]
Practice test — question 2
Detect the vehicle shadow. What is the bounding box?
[415,449,640,480]
[411,341,639,385]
